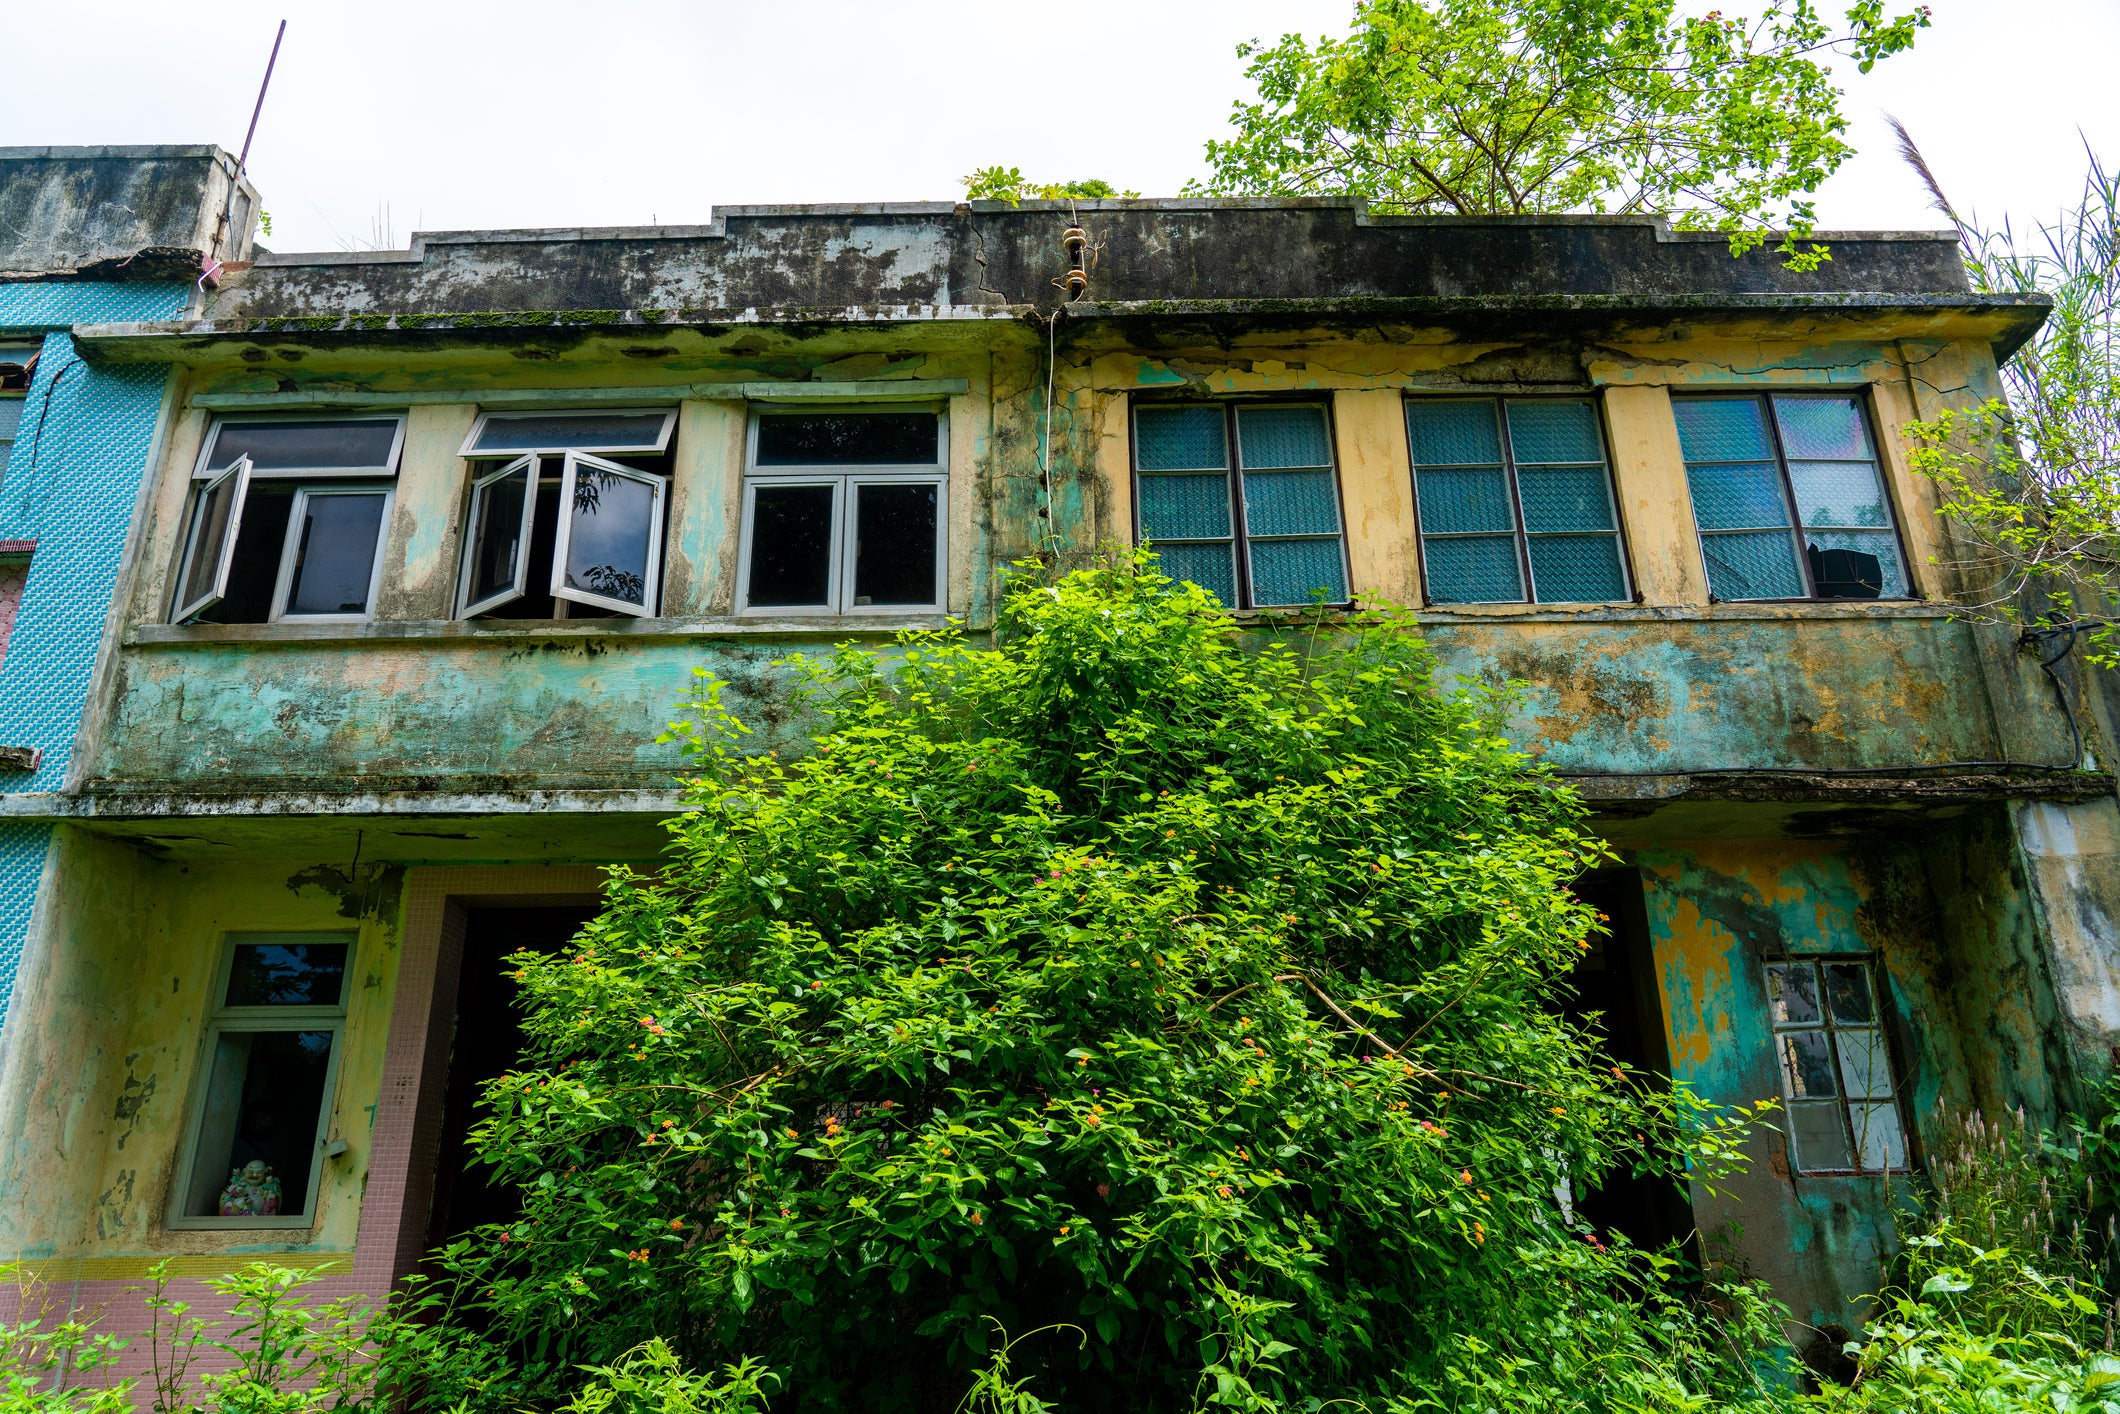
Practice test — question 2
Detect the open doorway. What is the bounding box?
[1565,866,1696,1260]
[425,904,600,1251]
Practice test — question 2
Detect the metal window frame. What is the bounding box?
[169,456,255,623]
[736,406,950,616]
[168,931,355,1232]
[1674,390,1914,603]
[549,450,668,616]
[456,454,541,618]
[1764,954,1911,1177]
[266,484,394,623]
[460,407,679,460]
[1404,394,1634,607]
[1128,397,1352,611]
[194,412,407,481]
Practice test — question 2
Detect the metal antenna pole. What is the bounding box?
[209,19,286,266]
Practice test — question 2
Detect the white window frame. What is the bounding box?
[455,454,540,618]
[268,485,396,623]
[550,450,668,616]
[737,407,949,616]
[169,456,254,622]
[169,931,353,1232]
[193,413,407,481]
[459,407,677,459]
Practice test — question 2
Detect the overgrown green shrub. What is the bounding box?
[396,553,1781,1414]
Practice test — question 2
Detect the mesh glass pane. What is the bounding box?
[1505,400,1603,463]
[1135,405,1228,471]
[1674,398,1772,462]
[1236,405,1332,469]
[1423,535,1525,603]
[1701,529,1805,600]
[1155,541,1238,605]
[1686,463,1789,529]
[1528,535,1626,603]
[1248,538,1347,606]
[1516,466,1615,532]
[1242,468,1341,537]
[1805,530,1908,597]
[1788,460,1891,528]
[1774,397,1872,460]
[1405,400,1503,465]
[1137,472,1233,540]
[1415,466,1514,534]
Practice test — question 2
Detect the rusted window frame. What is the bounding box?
[1764,953,1913,1177]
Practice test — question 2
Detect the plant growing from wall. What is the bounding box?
[389,552,1786,1414]
[1191,0,1928,267]
[962,170,1140,204]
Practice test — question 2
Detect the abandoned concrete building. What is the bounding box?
[0,153,2111,1364]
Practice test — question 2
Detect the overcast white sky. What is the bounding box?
[4,1,2115,255]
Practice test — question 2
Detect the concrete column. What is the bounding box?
[1602,385,1710,607]
[2011,797,2120,1107]
[1332,388,1421,606]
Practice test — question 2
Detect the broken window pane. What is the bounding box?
[852,482,938,606]
[1779,1032,1838,1097]
[207,419,401,474]
[225,940,348,1007]
[183,1029,334,1218]
[1789,1101,1853,1171]
[1823,963,1875,1024]
[283,492,387,616]
[462,459,534,614]
[747,484,836,607]
[556,459,660,612]
[1836,1028,1895,1099]
[470,411,672,455]
[1766,963,1821,1024]
[1851,1103,1908,1170]
[755,412,938,466]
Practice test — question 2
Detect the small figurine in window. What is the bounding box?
[218,1160,283,1217]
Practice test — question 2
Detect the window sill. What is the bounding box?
[129,613,959,647]
[1408,599,1955,626]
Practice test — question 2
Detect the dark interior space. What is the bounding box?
[1565,865,1698,1263]
[426,903,600,1251]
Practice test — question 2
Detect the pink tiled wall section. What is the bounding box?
[0,560,28,675]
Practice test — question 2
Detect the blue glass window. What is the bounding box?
[1405,398,1628,604]
[1133,402,1348,608]
[1674,394,1907,600]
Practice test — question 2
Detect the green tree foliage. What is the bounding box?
[399,555,1783,1414]
[1192,0,1927,266]
[962,169,1139,204]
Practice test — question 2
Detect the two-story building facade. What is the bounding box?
[0,199,2106,1368]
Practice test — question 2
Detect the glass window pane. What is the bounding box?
[755,412,938,466]
[1236,405,1331,469]
[747,485,835,606]
[1767,962,1822,1024]
[1673,399,1772,463]
[1779,1032,1839,1097]
[225,939,349,1008]
[284,493,387,616]
[472,412,669,454]
[466,463,532,608]
[1406,400,1503,465]
[209,420,399,472]
[1686,463,1790,530]
[1505,400,1603,463]
[1248,538,1346,607]
[1789,1100,1854,1172]
[1416,467,1515,534]
[1773,397,1873,460]
[852,483,938,607]
[1805,531,1906,598]
[1137,473,1232,540]
[1155,541,1238,605]
[1242,468,1341,537]
[1787,461,1891,528]
[1528,535,1626,603]
[1701,530,1805,601]
[1517,467,1615,532]
[185,1029,334,1218]
[178,472,245,612]
[1822,963,1875,1024]
[1424,535,1524,603]
[1135,406,1228,472]
[561,467,657,609]
[1837,1029,1895,1099]
[1851,1103,1908,1170]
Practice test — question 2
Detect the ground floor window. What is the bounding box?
[1766,956,1909,1173]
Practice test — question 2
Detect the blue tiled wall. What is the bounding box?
[0,282,187,1037]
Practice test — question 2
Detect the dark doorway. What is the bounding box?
[1565,866,1696,1260]
[426,904,600,1251]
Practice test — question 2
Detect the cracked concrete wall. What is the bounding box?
[0,146,256,272]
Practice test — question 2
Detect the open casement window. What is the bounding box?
[457,456,539,617]
[1131,401,1350,609]
[737,409,948,615]
[171,456,253,622]
[172,933,352,1229]
[1404,398,1631,605]
[1766,957,1910,1174]
[1673,393,1910,601]
[552,452,666,614]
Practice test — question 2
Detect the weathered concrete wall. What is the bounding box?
[0,146,256,275]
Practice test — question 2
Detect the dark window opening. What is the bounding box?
[756,411,938,466]
[195,486,294,624]
[746,484,836,607]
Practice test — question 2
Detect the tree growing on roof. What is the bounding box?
[1190,0,1928,270]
